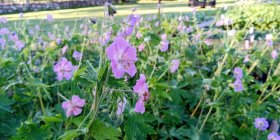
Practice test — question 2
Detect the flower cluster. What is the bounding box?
[160,34,169,52]
[53,57,77,81]
[106,37,138,79]
[215,15,233,27]
[121,14,140,37]
[233,67,243,92]
[62,95,86,117]
[254,118,280,139]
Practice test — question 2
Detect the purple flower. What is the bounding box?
[135,96,145,114]
[116,97,126,116]
[15,40,25,51]
[62,95,85,117]
[186,27,193,33]
[46,14,54,22]
[268,132,280,140]
[244,55,250,63]
[272,50,278,60]
[267,41,274,47]
[133,74,149,95]
[233,79,243,92]
[53,57,77,81]
[123,14,140,36]
[73,51,82,61]
[161,34,167,40]
[62,45,68,55]
[56,38,62,45]
[133,74,150,114]
[160,40,169,52]
[184,15,189,21]
[0,38,6,49]
[106,37,138,79]
[0,17,7,24]
[155,21,159,27]
[0,28,10,35]
[234,67,243,80]
[254,118,269,131]
[48,32,55,41]
[170,59,180,73]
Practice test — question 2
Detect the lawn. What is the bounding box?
[2,0,236,27]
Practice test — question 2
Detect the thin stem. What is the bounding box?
[37,87,46,116]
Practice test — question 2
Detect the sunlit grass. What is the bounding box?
[2,0,235,21]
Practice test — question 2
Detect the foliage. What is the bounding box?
[0,2,280,140]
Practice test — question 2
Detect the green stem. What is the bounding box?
[37,87,46,116]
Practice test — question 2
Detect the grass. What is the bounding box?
[1,0,236,28]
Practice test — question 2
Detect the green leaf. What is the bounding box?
[124,113,155,140]
[91,120,121,140]
[40,115,63,123]
[0,93,15,113]
[58,129,87,140]
[11,121,51,140]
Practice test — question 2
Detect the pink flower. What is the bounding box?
[46,14,53,22]
[161,34,167,40]
[243,55,250,63]
[134,96,145,114]
[136,31,142,39]
[0,38,6,49]
[106,37,138,79]
[73,51,82,61]
[15,40,25,51]
[133,74,150,114]
[155,21,159,27]
[62,95,85,117]
[53,57,77,81]
[184,15,189,21]
[160,40,169,52]
[138,43,145,52]
[204,39,211,45]
[0,17,7,24]
[272,50,278,60]
[160,34,169,52]
[170,59,180,73]
[192,7,197,14]
[62,45,68,55]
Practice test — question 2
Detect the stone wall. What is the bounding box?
[0,1,112,14]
